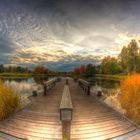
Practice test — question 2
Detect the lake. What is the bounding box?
[85,77,120,89]
[1,76,54,95]
[1,76,120,96]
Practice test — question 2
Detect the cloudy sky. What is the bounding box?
[0,0,140,71]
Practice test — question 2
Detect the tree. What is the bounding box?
[101,56,122,74]
[119,39,139,73]
[85,64,96,77]
[0,64,4,73]
[33,66,48,74]
[95,65,101,74]
[79,65,86,74]
[136,56,140,73]
[127,39,139,72]
[118,46,128,70]
[74,65,86,75]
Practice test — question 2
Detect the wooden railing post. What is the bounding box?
[87,85,90,95]
[43,78,56,96]
[43,84,47,96]
[66,79,69,85]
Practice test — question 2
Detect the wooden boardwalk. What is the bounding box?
[0,80,65,140]
[0,79,139,140]
[69,80,138,140]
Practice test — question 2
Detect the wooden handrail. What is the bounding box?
[79,79,89,85]
[78,79,90,95]
[44,78,56,85]
[43,78,56,96]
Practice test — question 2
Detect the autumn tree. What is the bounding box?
[79,65,86,74]
[33,66,48,74]
[74,65,86,75]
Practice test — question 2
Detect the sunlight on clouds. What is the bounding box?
[1,0,140,70]
[10,32,140,65]
[10,35,91,65]
[115,33,133,45]
[114,33,140,52]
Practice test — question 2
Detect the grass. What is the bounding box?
[0,73,32,78]
[0,73,65,78]
[0,80,21,120]
[95,74,127,81]
[120,74,140,124]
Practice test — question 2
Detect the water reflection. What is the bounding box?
[5,80,35,95]
[1,77,51,95]
[33,77,48,84]
[86,77,120,89]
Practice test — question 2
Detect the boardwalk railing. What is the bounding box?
[60,85,73,140]
[78,79,90,95]
[43,78,56,96]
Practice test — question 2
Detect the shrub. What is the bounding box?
[0,80,20,120]
[120,74,140,124]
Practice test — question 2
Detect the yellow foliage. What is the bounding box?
[120,74,140,124]
[0,80,20,120]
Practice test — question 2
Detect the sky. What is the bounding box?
[0,0,140,71]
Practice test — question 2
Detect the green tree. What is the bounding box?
[0,64,4,73]
[101,56,122,74]
[118,46,128,70]
[119,39,139,73]
[85,64,96,77]
[136,56,140,72]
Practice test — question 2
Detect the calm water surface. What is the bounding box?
[86,77,120,89]
[1,76,54,95]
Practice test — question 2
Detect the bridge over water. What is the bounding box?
[0,78,139,140]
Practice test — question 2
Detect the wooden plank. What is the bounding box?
[68,79,138,140]
[59,85,73,139]
[60,85,73,109]
[0,80,64,140]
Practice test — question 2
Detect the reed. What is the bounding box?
[120,74,140,124]
[0,80,20,120]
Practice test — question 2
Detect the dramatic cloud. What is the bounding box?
[0,0,140,70]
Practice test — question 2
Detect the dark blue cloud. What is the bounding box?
[0,38,14,63]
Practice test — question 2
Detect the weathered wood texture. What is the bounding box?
[69,79,137,140]
[60,85,73,110]
[62,121,71,140]
[78,79,89,85]
[0,80,65,140]
[60,85,73,140]
[43,78,56,95]
[78,79,90,95]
